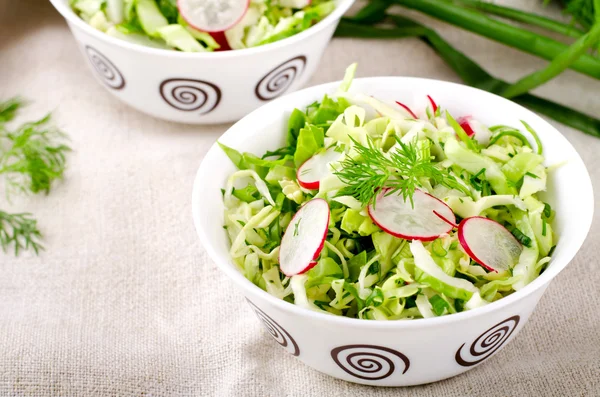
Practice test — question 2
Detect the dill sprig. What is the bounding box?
[0,97,25,123]
[0,211,43,255]
[0,112,71,197]
[0,97,70,256]
[334,137,467,207]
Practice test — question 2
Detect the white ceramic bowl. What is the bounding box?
[48,0,354,124]
[192,77,594,386]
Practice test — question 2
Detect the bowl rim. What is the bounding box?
[48,0,355,59]
[192,76,595,329]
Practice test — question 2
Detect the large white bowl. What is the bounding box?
[192,77,594,386]
[48,0,354,124]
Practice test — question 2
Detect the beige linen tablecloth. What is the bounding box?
[1,0,599,395]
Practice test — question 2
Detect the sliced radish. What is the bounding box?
[210,31,231,51]
[279,199,330,277]
[178,0,249,33]
[457,116,476,137]
[426,95,438,113]
[433,210,458,229]
[457,116,492,146]
[368,189,456,241]
[297,148,343,190]
[395,101,418,119]
[458,216,523,272]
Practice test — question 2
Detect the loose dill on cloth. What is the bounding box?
[0,98,71,256]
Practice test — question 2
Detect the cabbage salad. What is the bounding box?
[71,0,335,52]
[219,65,556,320]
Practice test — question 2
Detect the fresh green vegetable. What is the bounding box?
[218,65,555,320]
[0,98,71,255]
[560,0,597,29]
[456,0,586,38]
[391,0,600,79]
[502,21,600,98]
[0,211,43,255]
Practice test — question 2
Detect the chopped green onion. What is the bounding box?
[543,202,552,219]
[502,21,600,98]
[508,225,532,247]
[520,122,543,155]
[454,0,586,38]
[542,219,547,236]
[488,129,532,149]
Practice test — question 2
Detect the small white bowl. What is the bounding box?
[192,77,594,386]
[48,0,355,124]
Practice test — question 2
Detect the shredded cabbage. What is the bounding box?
[217,64,557,320]
[71,0,335,51]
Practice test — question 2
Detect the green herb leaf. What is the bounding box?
[293,124,324,167]
[287,109,307,149]
[334,136,468,207]
[0,211,43,256]
[0,113,71,196]
[0,97,24,123]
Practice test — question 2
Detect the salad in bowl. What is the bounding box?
[70,0,335,52]
[193,66,592,385]
[50,0,353,123]
[219,64,556,320]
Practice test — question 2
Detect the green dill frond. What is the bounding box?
[0,211,43,256]
[0,113,71,197]
[334,136,467,207]
[559,0,597,29]
[0,97,25,123]
[0,98,71,256]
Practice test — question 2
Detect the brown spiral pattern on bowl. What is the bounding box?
[455,315,520,367]
[255,56,307,101]
[159,78,221,114]
[331,345,410,381]
[246,299,299,356]
[84,46,125,90]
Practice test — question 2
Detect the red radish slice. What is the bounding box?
[395,101,418,119]
[368,189,456,241]
[279,199,330,277]
[457,116,492,145]
[178,0,249,33]
[433,210,458,229]
[297,148,342,190]
[426,95,438,113]
[457,116,476,137]
[210,31,231,51]
[458,216,523,272]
